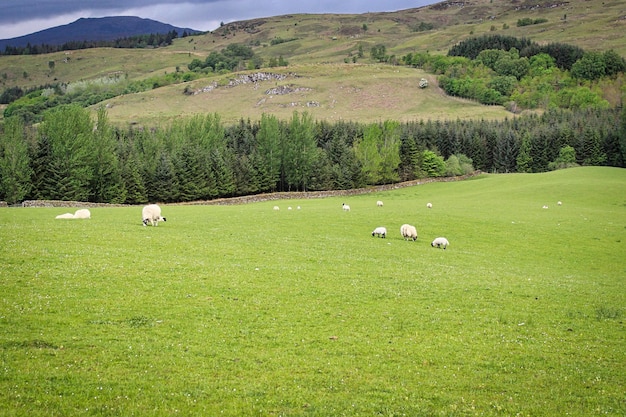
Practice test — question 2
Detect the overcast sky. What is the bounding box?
[0,1,439,40]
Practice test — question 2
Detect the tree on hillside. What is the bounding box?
[516,132,533,173]
[493,129,519,173]
[90,106,125,203]
[571,52,606,81]
[283,111,317,191]
[355,123,384,185]
[371,44,387,62]
[37,105,94,200]
[421,150,445,177]
[378,120,401,184]
[151,152,177,202]
[0,117,32,204]
[255,114,282,192]
[117,137,147,204]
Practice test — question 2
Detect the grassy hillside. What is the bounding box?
[0,0,624,126]
[101,64,512,126]
[1,167,624,415]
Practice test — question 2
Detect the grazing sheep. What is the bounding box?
[400,224,418,241]
[73,208,91,219]
[288,206,292,210]
[431,237,449,249]
[342,203,350,212]
[376,200,384,207]
[142,204,166,226]
[273,206,280,211]
[371,226,387,238]
[55,213,75,219]
[542,205,549,209]
[426,202,433,209]
[557,201,562,206]
[297,206,301,210]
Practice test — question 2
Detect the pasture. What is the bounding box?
[1,167,624,416]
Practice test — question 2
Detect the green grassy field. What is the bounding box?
[1,167,624,416]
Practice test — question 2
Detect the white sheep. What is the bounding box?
[426,202,432,209]
[400,224,418,241]
[55,208,91,219]
[342,203,350,212]
[273,206,280,211]
[142,204,166,226]
[557,201,562,206]
[371,226,387,238]
[73,208,91,219]
[431,237,449,249]
[376,200,384,207]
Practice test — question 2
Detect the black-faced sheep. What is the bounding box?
[400,224,418,241]
[372,227,387,238]
[342,203,350,212]
[431,237,449,249]
[142,204,166,226]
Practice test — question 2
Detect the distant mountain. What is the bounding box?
[0,16,202,50]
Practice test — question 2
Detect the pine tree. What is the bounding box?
[151,153,177,202]
[120,151,147,204]
[378,120,401,184]
[284,111,318,191]
[354,123,383,185]
[494,129,518,173]
[0,117,32,204]
[38,105,94,201]
[516,131,533,173]
[255,114,282,192]
[90,107,125,203]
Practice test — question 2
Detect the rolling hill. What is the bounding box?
[0,16,201,50]
[0,0,624,126]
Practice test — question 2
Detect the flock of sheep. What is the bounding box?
[54,204,167,226]
[367,201,449,249]
[53,201,448,249]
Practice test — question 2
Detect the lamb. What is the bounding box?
[342,203,350,212]
[371,226,387,238]
[431,237,449,249]
[273,206,280,211]
[376,200,384,207]
[400,224,418,241]
[73,208,91,219]
[142,204,166,226]
[426,202,433,209]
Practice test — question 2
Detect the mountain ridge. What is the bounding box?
[0,16,202,50]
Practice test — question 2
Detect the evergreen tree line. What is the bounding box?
[1,30,190,56]
[0,104,624,205]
